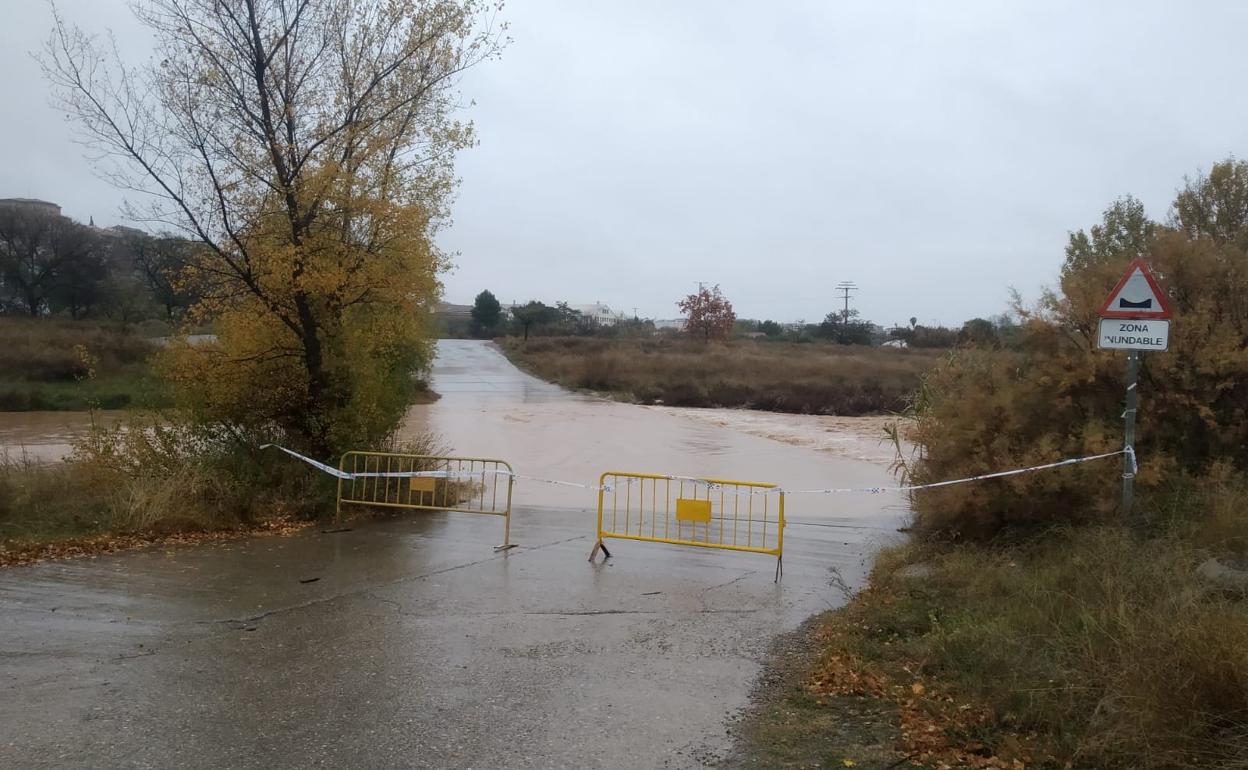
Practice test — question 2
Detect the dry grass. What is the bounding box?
[0,433,320,551]
[831,507,1248,769]
[0,418,447,564]
[501,337,943,415]
[0,316,155,379]
[0,453,112,545]
[0,316,165,409]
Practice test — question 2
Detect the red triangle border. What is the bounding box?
[1097,258,1173,319]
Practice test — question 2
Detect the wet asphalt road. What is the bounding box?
[0,341,905,769]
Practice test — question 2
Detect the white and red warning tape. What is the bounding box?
[261,444,1136,496]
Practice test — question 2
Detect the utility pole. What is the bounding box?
[835,281,858,324]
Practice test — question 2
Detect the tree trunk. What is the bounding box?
[293,293,332,455]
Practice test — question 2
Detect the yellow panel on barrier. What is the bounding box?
[337,452,516,551]
[589,472,785,580]
[675,498,711,523]
[409,476,438,493]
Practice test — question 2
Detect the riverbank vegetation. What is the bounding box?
[735,161,1248,769]
[0,1,500,563]
[738,507,1248,769]
[445,291,985,350]
[501,337,944,415]
[0,423,441,567]
[0,317,167,410]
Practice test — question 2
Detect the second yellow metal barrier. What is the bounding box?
[588,472,785,579]
[336,451,516,551]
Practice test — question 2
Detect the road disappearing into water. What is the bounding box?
[0,340,906,769]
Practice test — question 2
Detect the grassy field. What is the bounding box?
[0,317,167,410]
[500,337,943,415]
[733,480,1248,769]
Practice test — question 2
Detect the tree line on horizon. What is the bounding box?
[463,283,1015,349]
[0,203,197,324]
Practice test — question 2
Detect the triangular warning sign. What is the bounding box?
[1098,259,1173,319]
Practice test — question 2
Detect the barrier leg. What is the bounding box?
[588,540,612,562]
[493,510,518,552]
[774,555,783,583]
[493,479,518,552]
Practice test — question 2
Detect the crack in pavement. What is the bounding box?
[200,534,587,626]
[700,571,757,595]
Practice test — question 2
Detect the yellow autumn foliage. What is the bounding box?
[910,160,1248,539]
[159,194,443,454]
[45,0,504,455]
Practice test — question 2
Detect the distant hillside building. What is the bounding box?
[495,300,628,326]
[435,301,473,321]
[97,224,146,239]
[570,302,624,326]
[0,198,62,217]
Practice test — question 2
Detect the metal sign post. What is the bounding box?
[1121,350,1138,517]
[1096,259,1172,520]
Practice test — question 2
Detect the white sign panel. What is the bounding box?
[1098,318,1169,351]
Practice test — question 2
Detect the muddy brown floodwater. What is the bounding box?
[0,339,909,770]
[0,411,113,463]
[397,339,909,521]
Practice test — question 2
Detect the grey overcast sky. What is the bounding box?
[4,1,1247,326]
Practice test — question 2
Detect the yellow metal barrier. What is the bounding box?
[336,452,516,551]
[588,472,785,579]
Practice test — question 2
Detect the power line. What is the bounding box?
[835,281,858,324]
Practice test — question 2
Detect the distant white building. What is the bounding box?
[435,301,473,321]
[492,299,636,326]
[570,302,624,326]
[653,318,686,331]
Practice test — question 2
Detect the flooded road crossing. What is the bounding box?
[0,340,907,769]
